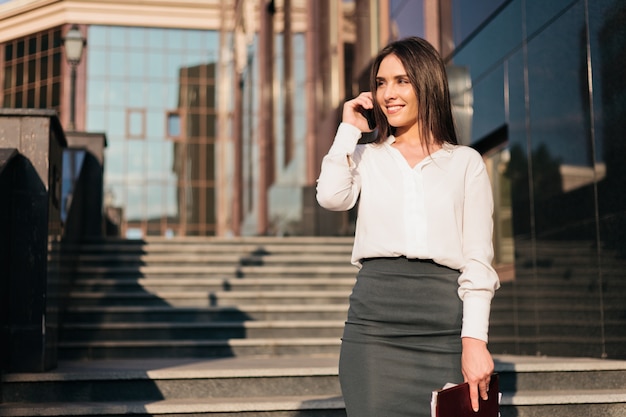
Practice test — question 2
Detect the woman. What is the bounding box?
[316,36,500,417]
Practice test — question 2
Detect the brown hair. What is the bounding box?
[369,36,458,147]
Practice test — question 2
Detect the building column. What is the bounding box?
[257,0,275,235]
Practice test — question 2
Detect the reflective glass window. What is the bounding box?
[146,30,166,50]
[451,0,509,46]
[108,51,126,77]
[89,51,106,77]
[526,0,579,36]
[128,53,146,79]
[527,1,589,167]
[86,25,221,236]
[127,27,145,50]
[472,65,506,142]
[87,109,106,131]
[451,0,523,80]
[89,26,107,47]
[146,109,164,138]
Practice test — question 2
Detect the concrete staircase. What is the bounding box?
[1,236,626,416]
[57,237,356,360]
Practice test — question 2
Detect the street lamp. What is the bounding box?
[63,25,86,131]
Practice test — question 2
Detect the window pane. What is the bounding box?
[128,110,145,137]
[167,112,181,137]
[52,52,61,77]
[40,56,48,79]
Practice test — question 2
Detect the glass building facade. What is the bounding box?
[86,26,221,237]
[445,0,626,358]
[2,28,63,112]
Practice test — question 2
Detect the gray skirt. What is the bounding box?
[339,257,463,417]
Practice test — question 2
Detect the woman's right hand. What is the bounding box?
[342,92,374,132]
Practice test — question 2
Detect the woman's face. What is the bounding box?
[375,54,418,134]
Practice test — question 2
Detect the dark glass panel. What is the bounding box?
[526,1,604,358]
[40,56,48,80]
[15,91,22,107]
[589,0,626,359]
[51,82,60,107]
[27,88,35,108]
[28,59,36,84]
[451,0,509,46]
[39,86,48,109]
[185,84,201,107]
[189,113,201,137]
[3,66,12,89]
[451,0,523,80]
[201,142,215,181]
[187,187,204,227]
[41,33,49,50]
[28,37,37,55]
[470,65,505,143]
[5,43,13,61]
[52,29,62,48]
[526,1,595,236]
[16,40,24,58]
[526,0,579,36]
[3,93,11,108]
[205,84,216,108]
[205,186,216,224]
[205,113,217,136]
[52,52,61,77]
[15,63,23,86]
[187,142,201,181]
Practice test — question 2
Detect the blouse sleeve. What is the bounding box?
[458,152,501,342]
[316,123,363,211]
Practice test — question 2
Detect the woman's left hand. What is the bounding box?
[461,337,494,412]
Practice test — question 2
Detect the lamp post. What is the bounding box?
[63,25,86,131]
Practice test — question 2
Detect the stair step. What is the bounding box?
[58,338,342,360]
[62,305,350,322]
[75,253,352,265]
[61,320,345,341]
[74,265,357,278]
[1,356,341,402]
[66,290,351,307]
[69,277,356,292]
[0,395,347,417]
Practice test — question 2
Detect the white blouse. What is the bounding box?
[316,123,500,342]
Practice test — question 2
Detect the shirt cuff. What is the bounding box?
[461,293,492,342]
[328,123,362,156]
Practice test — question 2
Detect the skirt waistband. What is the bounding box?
[361,256,437,264]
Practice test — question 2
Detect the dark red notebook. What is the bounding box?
[432,373,500,417]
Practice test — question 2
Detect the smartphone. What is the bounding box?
[360,108,377,130]
[357,109,377,144]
